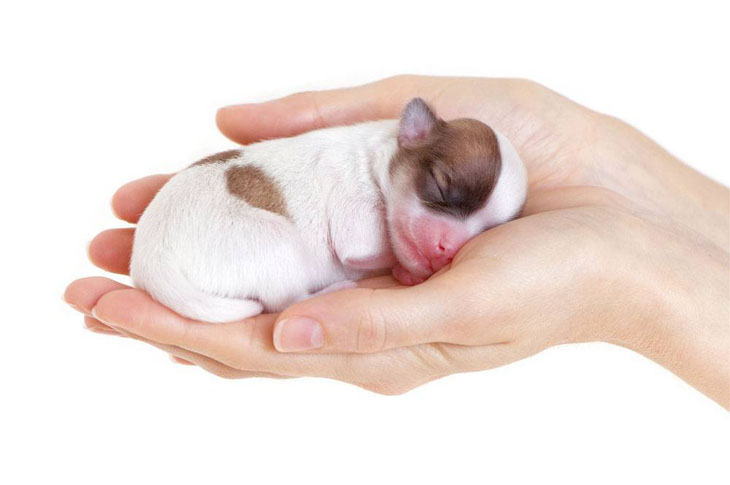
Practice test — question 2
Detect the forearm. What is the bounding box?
[640,301,729,409]
[626,237,729,408]
[648,153,729,407]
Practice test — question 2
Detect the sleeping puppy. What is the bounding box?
[131,98,527,322]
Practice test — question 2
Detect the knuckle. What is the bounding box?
[224,319,258,369]
[239,318,259,350]
[285,89,323,123]
[306,90,325,128]
[408,343,456,378]
[425,343,457,373]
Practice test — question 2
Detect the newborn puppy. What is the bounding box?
[131,98,527,322]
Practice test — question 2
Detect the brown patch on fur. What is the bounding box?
[189,149,241,167]
[225,165,290,219]
[391,118,502,218]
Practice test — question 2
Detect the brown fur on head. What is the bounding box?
[389,98,502,218]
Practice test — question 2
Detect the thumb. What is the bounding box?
[215,77,411,145]
[272,278,463,353]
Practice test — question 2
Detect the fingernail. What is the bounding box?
[273,317,324,352]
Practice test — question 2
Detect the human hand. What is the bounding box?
[65,76,729,405]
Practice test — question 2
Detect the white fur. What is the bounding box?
[467,130,528,233]
[131,121,399,322]
[131,120,527,323]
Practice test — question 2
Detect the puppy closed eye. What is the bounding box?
[428,167,450,203]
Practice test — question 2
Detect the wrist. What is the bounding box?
[592,115,729,248]
[604,227,730,408]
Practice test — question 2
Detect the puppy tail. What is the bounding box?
[132,259,264,324]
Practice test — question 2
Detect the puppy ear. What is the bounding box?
[398,98,440,148]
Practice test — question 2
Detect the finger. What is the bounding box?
[65,276,131,314]
[89,287,292,376]
[87,228,134,274]
[78,276,528,392]
[91,287,230,350]
[160,344,290,379]
[90,288,301,377]
[86,285,480,391]
[108,324,286,379]
[272,274,472,354]
[215,76,538,148]
[66,277,131,334]
[354,275,400,290]
[152,343,288,379]
[83,315,122,336]
[66,277,280,377]
[216,76,420,145]
[86,286,378,379]
[84,275,470,358]
[88,283,491,391]
[170,355,195,365]
[111,174,172,223]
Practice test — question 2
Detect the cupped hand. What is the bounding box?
[64,76,729,404]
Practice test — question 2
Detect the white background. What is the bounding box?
[1,1,728,484]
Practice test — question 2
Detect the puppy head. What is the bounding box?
[386,98,503,279]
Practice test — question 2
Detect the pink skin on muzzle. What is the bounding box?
[391,210,472,282]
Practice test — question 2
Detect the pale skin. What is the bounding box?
[64,75,730,407]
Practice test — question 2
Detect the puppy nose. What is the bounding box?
[435,241,456,258]
[428,241,454,272]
